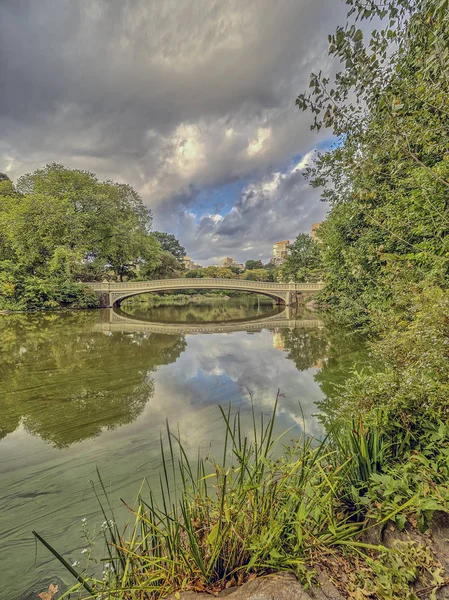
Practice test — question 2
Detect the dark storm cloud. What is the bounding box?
[0,0,347,258]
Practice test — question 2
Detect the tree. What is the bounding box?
[14,164,158,280]
[199,266,237,279]
[142,250,182,279]
[0,173,18,198]
[185,268,206,278]
[0,164,185,307]
[296,0,449,324]
[242,268,271,281]
[0,193,80,275]
[151,232,186,260]
[277,234,322,282]
[245,260,264,270]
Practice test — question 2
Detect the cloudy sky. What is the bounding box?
[0,0,346,264]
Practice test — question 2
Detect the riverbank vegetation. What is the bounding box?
[0,163,321,311]
[30,0,449,597]
[36,399,449,599]
[0,166,188,310]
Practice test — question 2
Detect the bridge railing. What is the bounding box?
[85,278,324,291]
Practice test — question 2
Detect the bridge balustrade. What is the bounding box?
[86,278,324,291]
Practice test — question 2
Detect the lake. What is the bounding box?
[0,297,367,599]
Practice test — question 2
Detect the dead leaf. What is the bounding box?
[37,583,59,600]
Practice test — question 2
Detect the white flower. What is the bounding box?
[72,561,80,568]
[81,548,88,554]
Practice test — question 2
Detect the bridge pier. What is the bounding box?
[93,283,113,308]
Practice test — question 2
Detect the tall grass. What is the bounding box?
[33,399,393,599]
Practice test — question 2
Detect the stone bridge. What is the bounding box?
[86,278,324,307]
[94,307,323,335]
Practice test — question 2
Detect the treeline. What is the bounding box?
[185,234,323,282]
[299,0,449,438]
[0,162,324,310]
[0,165,186,309]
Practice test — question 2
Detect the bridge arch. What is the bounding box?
[110,284,286,307]
[85,278,324,308]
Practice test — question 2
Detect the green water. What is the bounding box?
[0,298,368,599]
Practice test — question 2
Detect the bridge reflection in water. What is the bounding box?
[95,307,323,335]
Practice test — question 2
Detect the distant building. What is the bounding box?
[222,257,237,268]
[272,240,289,266]
[183,256,193,270]
[183,256,201,270]
[310,222,322,241]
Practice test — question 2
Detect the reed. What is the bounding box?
[33,398,393,599]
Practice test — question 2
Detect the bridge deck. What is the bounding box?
[86,278,324,292]
[86,278,324,307]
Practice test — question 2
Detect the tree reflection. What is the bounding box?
[122,296,278,324]
[279,323,372,428]
[0,311,186,446]
[313,326,372,428]
[280,326,329,372]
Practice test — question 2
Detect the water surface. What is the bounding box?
[0,298,368,598]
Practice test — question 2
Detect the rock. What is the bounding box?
[166,572,344,600]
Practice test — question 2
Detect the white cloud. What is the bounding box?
[0,0,345,258]
[247,128,271,157]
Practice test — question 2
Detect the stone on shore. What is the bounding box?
[166,571,344,600]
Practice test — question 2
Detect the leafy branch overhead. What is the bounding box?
[296,0,449,329]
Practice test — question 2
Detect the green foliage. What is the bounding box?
[241,268,273,281]
[184,266,278,282]
[0,260,100,310]
[245,259,264,270]
[297,0,449,325]
[141,250,183,279]
[349,541,443,600]
[337,287,449,441]
[0,272,100,311]
[0,163,172,309]
[151,231,186,260]
[277,234,322,283]
[33,403,449,599]
[184,266,238,279]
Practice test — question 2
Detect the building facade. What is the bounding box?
[222,257,236,267]
[272,240,290,266]
[183,256,201,270]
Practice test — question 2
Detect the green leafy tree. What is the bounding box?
[203,266,237,279]
[151,232,186,260]
[0,193,81,275]
[245,260,264,270]
[0,164,182,307]
[241,268,271,281]
[142,250,182,279]
[296,0,449,324]
[185,268,206,278]
[277,234,322,282]
[0,173,17,198]
[14,164,159,281]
